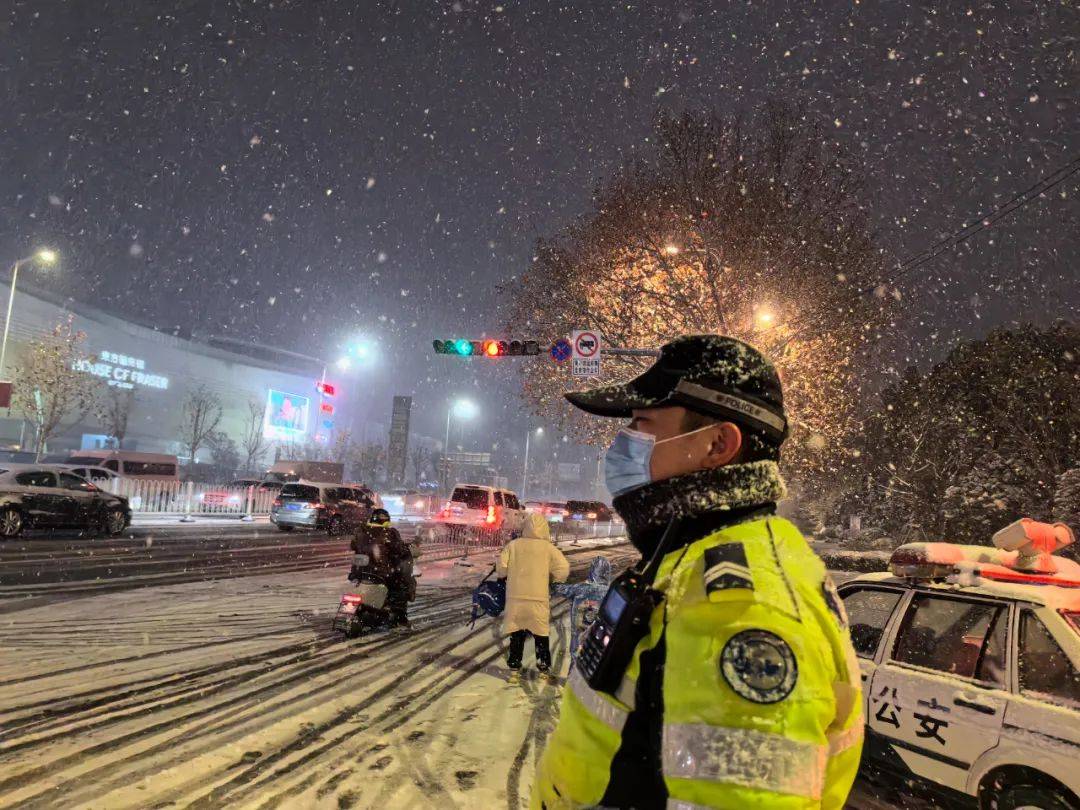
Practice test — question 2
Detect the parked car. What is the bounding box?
[381,488,430,517]
[61,464,123,490]
[0,465,131,538]
[265,460,344,485]
[435,484,525,535]
[838,519,1080,809]
[564,500,613,522]
[525,500,569,522]
[65,451,179,481]
[269,482,374,535]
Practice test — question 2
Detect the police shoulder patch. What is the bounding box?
[720,629,798,704]
[702,542,753,594]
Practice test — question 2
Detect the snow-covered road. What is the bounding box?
[0,540,638,809]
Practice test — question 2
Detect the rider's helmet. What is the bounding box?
[369,508,391,525]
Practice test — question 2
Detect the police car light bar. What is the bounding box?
[888,544,960,581]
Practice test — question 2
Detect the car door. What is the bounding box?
[838,584,907,710]
[15,470,71,526]
[868,591,1010,793]
[59,472,99,527]
[1002,608,1080,789]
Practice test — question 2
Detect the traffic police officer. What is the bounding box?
[532,335,863,809]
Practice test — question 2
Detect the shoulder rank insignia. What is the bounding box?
[703,542,753,594]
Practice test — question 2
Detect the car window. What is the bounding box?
[891,594,1003,679]
[60,472,96,492]
[451,487,489,510]
[974,603,1009,688]
[351,488,372,505]
[841,587,904,659]
[504,493,521,510]
[280,484,319,501]
[494,491,504,506]
[1019,611,1080,710]
[15,470,56,487]
[89,470,113,482]
[123,461,176,476]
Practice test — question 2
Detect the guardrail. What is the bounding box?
[107,479,278,518]
[411,519,624,558]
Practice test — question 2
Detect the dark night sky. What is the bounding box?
[1,0,1076,449]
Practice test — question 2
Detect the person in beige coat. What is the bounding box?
[497,512,570,673]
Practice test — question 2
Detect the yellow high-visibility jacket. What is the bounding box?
[532,516,863,809]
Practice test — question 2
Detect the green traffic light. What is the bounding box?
[454,338,473,356]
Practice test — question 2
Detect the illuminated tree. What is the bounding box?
[14,318,103,460]
[510,103,892,490]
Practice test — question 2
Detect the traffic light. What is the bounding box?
[432,339,542,357]
[320,402,335,416]
[316,381,336,396]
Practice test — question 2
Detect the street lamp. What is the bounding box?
[442,398,476,494]
[521,427,543,500]
[1,249,58,377]
[754,306,776,329]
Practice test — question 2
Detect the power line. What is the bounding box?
[770,153,1080,343]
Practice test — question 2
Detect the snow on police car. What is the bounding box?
[838,519,1080,810]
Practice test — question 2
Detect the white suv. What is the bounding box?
[436,484,525,537]
[839,519,1080,809]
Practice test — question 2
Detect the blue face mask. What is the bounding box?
[603,424,716,497]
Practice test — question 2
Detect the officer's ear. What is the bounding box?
[701,422,742,469]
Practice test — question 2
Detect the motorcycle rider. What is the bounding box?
[350,508,417,627]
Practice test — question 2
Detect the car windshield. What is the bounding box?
[280,485,320,502]
[451,487,489,510]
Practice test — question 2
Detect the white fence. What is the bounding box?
[107,479,278,516]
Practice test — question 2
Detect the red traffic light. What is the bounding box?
[320,402,335,415]
[317,381,336,396]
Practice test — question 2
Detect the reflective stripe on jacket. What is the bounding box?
[532,516,863,809]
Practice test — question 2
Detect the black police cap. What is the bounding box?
[564,335,788,442]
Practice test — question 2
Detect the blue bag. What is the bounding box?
[469,566,506,627]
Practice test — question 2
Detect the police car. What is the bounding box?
[838,519,1080,809]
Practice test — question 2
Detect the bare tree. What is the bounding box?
[409,445,430,484]
[329,429,354,464]
[14,318,103,460]
[179,385,223,467]
[98,387,136,448]
[240,399,269,474]
[355,443,386,487]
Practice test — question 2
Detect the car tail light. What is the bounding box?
[486,505,497,524]
[273,498,282,507]
[309,501,324,510]
[586,512,598,519]
[341,594,364,605]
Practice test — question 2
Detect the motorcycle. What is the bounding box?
[333,554,392,639]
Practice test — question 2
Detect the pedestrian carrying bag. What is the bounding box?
[469,565,506,627]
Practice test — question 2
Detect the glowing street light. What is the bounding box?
[442,398,477,493]
[754,306,776,329]
[1,248,59,377]
[521,426,543,500]
[662,244,680,256]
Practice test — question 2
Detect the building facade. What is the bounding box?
[0,281,332,467]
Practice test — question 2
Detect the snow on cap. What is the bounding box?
[565,334,788,442]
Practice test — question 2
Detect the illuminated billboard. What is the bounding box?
[263,389,310,440]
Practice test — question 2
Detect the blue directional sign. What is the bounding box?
[551,337,573,363]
